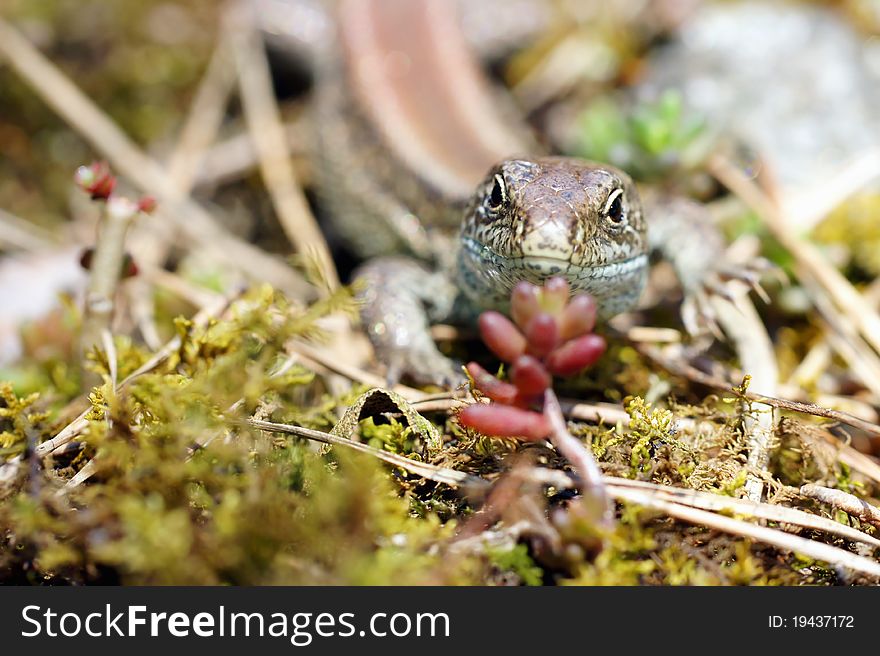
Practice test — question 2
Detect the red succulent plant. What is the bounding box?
[459,277,606,441]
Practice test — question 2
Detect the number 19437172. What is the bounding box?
[769,616,854,628]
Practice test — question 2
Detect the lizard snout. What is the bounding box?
[515,211,579,273]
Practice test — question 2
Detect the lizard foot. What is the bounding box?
[384,348,465,389]
[681,257,780,339]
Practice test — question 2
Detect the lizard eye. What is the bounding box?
[604,188,625,227]
[488,174,507,211]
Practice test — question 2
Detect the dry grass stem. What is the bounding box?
[607,476,880,549]
[192,121,309,189]
[166,38,238,189]
[0,208,58,252]
[638,342,880,440]
[0,16,308,296]
[609,486,880,579]
[79,201,139,383]
[709,153,880,365]
[288,340,429,401]
[800,483,880,529]
[247,417,880,577]
[709,293,778,502]
[228,4,340,291]
[128,35,238,349]
[785,148,880,231]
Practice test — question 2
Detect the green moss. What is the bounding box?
[572,90,711,181]
[1,277,876,585]
[0,284,488,585]
[361,417,418,456]
[813,193,880,277]
[486,544,544,586]
[0,383,46,458]
[625,397,676,473]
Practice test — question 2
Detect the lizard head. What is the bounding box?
[458,157,649,318]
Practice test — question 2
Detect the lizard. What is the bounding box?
[301,0,763,385]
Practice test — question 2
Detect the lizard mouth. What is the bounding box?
[461,237,648,281]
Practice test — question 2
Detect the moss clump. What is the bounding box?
[0,383,46,459]
[0,285,487,584]
[486,543,544,586]
[813,193,880,277]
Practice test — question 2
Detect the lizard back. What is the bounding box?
[313,0,534,260]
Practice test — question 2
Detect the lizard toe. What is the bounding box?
[385,349,465,389]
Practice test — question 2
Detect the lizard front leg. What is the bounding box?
[644,191,770,335]
[354,256,463,387]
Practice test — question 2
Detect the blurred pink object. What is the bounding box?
[0,248,86,364]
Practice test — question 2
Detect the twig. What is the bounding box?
[803,276,880,397]
[79,197,140,386]
[800,484,880,529]
[100,329,118,393]
[790,278,880,394]
[822,434,880,487]
[784,148,880,231]
[140,264,226,309]
[0,16,308,297]
[624,326,682,344]
[609,486,880,579]
[634,341,880,486]
[0,208,57,252]
[193,122,310,189]
[709,293,778,502]
[709,153,880,364]
[57,395,880,573]
[606,476,880,550]
[637,342,880,440]
[544,388,613,527]
[128,35,238,350]
[789,278,880,396]
[228,3,339,291]
[246,417,880,576]
[246,417,481,489]
[288,340,429,400]
[59,460,98,495]
[165,37,237,191]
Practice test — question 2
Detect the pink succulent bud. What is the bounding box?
[74,161,116,200]
[137,195,157,214]
[540,277,570,316]
[511,281,542,329]
[478,311,526,363]
[559,294,597,340]
[459,404,551,441]
[466,362,518,404]
[525,312,560,357]
[511,355,551,397]
[546,334,606,377]
[466,279,607,442]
